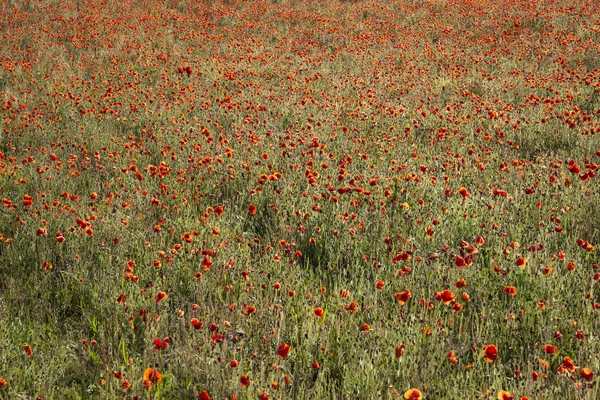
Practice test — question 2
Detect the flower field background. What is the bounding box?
[1,0,600,398]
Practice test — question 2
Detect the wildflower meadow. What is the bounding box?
[0,0,599,399]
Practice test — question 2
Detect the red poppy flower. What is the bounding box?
[277,342,291,358]
[198,390,212,400]
[23,343,32,356]
[0,377,6,387]
[360,323,371,332]
[143,368,162,389]
[483,344,498,362]
[211,333,224,343]
[515,257,526,268]
[249,204,257,215]
[375,280,385,289]
[395,290,412,305]
[580,368,594,381]
[190,318,202,330]
[452,302,463,313]
[155,291,168,303]
[437,290,456,305]
[313,307,324,318]
[153,338,169,350]
[395,344,406,358]
[240,375,251,387]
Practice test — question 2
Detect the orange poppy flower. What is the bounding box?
[155,291,168,303]
[503,286,517,296]
[543,344,558,354]
[277,342,291,358]
[23,343,32,356]
[425,226,435,238]
[483,344,498,362]
[580,368,593,381]
[448,350,458,364]
[143,367,162,389]
[474,236,485,247]
[376,280,385,289]
[249,204,257,215]
[457,187,470,200]
[395,290,412,305]
[345,301,359,312]
[497,390,514,400]
[404,388,422,399]
[0,377,7,387]
[563,356,577,372]
[360,323,371,332]
[313,307,324,318]
[515,257,526,268]
[312,360,320,369]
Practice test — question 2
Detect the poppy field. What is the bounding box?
[1,0,600,398]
